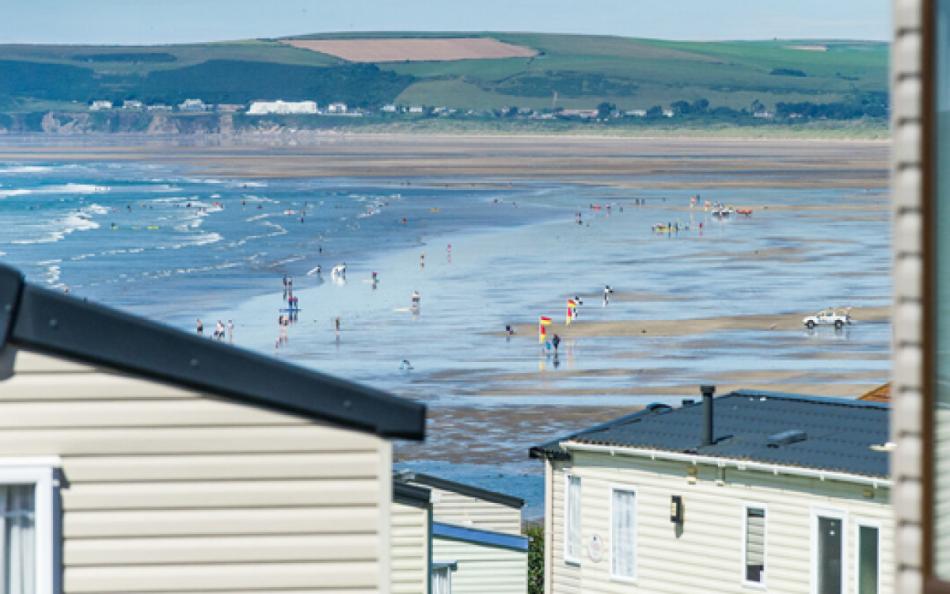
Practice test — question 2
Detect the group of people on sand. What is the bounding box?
[196,318,233,343]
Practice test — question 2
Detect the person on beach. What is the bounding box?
[334,317,341,336]
[603,285,614,307]
[227,320,234,343]
[552,333,561,353]
[214,320,225,341]
[196,318,203,335]
[411,290,421,309]
[419,253,425,269]
[400,359,414,371]
[505,324,515,339]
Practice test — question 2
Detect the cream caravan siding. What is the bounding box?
[391,501,430,594]
[549,452,892,594]
[3,348,393,594]
[433,536,527,594]
[418,484,521,535]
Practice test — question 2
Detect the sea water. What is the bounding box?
[0,161,891,516]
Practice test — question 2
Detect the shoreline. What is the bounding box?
[0,134,889,188]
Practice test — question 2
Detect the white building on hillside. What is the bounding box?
[381,104,398,113]
[326,102,348,114]
[178,99,209,112]
[248,100,318,115]
[121,100,143,110]
[532,387,892,594]
[88,100,112,111]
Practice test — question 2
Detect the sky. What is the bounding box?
[3,0,890,45]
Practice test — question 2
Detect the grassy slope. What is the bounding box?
[0,33,888,122]
[378,33,886,110]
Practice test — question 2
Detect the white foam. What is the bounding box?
[0,165,53,174]
[10,204,102,244]
[0,183,110,199]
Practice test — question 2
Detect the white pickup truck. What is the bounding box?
[802,309,853,330]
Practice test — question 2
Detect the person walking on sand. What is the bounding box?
[552,333,561,354]
[227,320,234,343]
[214,320,225,341]
[196,318,204,335]
[334,316,341,336]
[603,284,614,307]
[411,290,421,309]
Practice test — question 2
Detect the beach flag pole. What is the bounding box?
[539,316,552,344]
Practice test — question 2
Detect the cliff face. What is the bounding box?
[0,111,235,135]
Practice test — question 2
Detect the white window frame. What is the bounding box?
[854,519,881,594]
[431,564,453,594]
[741,502,767,589]
[811,507,847,594]
[0,458,60,594]
[608,484,637,583]
[563,473,582,565]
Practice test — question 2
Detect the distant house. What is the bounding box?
[120,100,143,111]
[326,102,348,114]
[88,100,112,111]
[146,104,172,112]
[381,104,398,113]
[662,108,675,118]
[558,109,598,119]
[178,98,209,112]
[0,263,426,594]
[398,471,529,594]
[753,110,775,119]
[531,388,892,594]
[248,100,317,115]
[408,105,426,114]
[216,104,245,113]
[625,109,647,118]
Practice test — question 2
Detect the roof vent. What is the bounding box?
[681,398,695,407]
[647,403,673,413]
[767,429,807,448]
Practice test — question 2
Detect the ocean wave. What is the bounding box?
[84,203,110,215]
[0,183,110,199]
[233,181,267,188]
[227,220,286,247]
[10,203,103,245]
[245,213,272,222]
[241,194,279,204]
[0,165,53,174]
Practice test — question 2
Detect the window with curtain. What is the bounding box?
[565,475,581,563]
[610,488,635,579]
[744,507,765,584]
[431,565,453,594]
[0,484,35,594]
[858,525,879,594]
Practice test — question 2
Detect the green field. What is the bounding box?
[0,32,888,125]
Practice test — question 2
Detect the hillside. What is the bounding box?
[0,33,888,133]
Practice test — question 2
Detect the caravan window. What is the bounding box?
[564,474,582,564]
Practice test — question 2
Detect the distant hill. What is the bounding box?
[0,33,888,128]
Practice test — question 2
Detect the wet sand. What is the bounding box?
[511,305,889,338]
[0,134,887,188]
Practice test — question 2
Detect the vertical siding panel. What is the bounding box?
[1,350,391,593]
[432,536,527,594]
[891,0,924,591]
[548,453,891,594]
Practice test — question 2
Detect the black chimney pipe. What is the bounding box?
[701,385,715,446]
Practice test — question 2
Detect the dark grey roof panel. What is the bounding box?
[393,480,431,508]
[0,264,426,440]
[396,470,525,509]
[532,390,889,479]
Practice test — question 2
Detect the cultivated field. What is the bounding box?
[282,37,537,62]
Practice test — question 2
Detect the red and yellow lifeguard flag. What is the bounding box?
[566,299,577,325]
[538,316,552,343]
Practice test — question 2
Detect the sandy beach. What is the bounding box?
[0,135,891,509]
[0,134,888,188]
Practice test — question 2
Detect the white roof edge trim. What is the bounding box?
[560,441,892,488]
